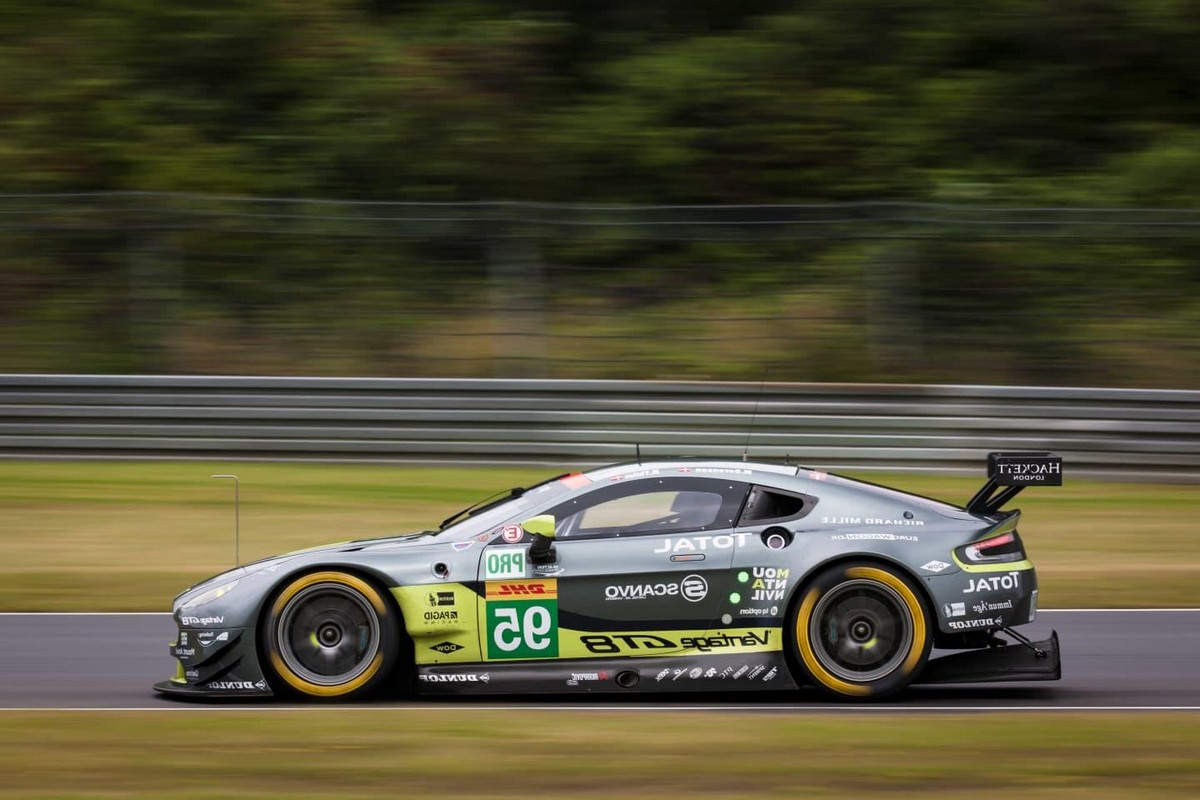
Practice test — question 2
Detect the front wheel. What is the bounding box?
[262,571,399,700]
[788,562,931,700]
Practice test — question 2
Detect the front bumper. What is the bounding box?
[153,624,274,700]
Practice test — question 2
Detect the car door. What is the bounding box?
[727,483,819,623]
[528,475,752,662]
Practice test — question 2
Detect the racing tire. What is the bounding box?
[262,571,400,701]
[787,561,932,700]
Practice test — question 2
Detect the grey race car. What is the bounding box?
[154,452,1062,701]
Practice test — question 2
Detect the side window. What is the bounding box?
[737,485,817,526]
[551,478,749,540]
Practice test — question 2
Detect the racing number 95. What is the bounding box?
[486,600,559,659]
[492,606,553,652]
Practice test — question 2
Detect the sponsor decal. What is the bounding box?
[581,633,675,654]
[566,671,609,686]
[580,629,774,655]
[180,615,224,626]
[184,669,199,680]
[732,665,750,679]
[688,667,703,679]
[484,547,526,580]
[198,631,215,647]
[672,668,687,681]
[681,574,708,602]
[486,580,558,599]
[750,567,788,602]
[963,571,1022,594]
[486,580,559,660]
[679,631,771,653]
[426,591,456,607]
[920,560,952,573]
[610,469,661,482]
[972,599,1014,614]
[429,641,465,654]
[423,610,459,622]
[719,666,734,678]
[450,542,474,552]
[948,618,1001,630]
[533,563,564,576]
[606,582,673,600]
[747,665,766,680]
[654,533,750,554]
[501,524,523,544]
[943,602,966,618]
[704,667,717,678]
[821,516,925,527]
[179,632,188,646]
[763,666,779,681]
[738,606,779,617]
[206,679,267,691]
[418,673,491,683]
[172,647,196,658]
[603,575,707,602]
[654,668,671,682]
[829,532,919,542]
[993,459,1061,480]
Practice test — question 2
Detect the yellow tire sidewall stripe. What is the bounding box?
[795,566,927,697]
[268,571,388,697]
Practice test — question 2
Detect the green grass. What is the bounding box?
[0,711,1197,798]
[0,461,1196,610]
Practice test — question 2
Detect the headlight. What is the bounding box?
[179,579,239,610]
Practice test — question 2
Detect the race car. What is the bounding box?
[154,452,1062,702]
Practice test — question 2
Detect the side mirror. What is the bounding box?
[523,515,556,564]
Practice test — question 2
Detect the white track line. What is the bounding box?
[0,705,1198,713]
[2,608,1199,617]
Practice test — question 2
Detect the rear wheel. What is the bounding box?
[788,562,931,700]
[263,571,399,700]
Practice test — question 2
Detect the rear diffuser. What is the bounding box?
[915,630,1061,685]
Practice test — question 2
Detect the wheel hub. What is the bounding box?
[809,579,913,683]
[275,582,381,687]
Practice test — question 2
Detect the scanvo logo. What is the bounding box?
[485,580,558,600]
[604,574,707,603]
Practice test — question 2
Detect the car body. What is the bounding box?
[155,454,1061,701]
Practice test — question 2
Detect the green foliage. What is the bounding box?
[1,1,1199,382]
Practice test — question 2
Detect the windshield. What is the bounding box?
[428,473,581,542]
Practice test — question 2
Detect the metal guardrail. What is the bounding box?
[1,375,1197,480]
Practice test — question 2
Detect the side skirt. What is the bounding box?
[414,653,799,695]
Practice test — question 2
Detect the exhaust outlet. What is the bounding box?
[615,670,639,689]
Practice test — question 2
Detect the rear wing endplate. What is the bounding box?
[966,451,1062,515]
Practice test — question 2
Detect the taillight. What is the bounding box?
[958,530,1026,564]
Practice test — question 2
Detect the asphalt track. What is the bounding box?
[1,610,1197,710]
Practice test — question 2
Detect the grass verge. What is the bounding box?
[1,461,1196,610]
[1,711,1197,798]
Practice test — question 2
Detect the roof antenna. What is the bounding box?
[742,377,767,462]
[636,442,641,465]
[211,474,240,567]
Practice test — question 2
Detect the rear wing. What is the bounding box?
[966,451,1062,515]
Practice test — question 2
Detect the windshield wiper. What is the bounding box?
[439,487,525,530]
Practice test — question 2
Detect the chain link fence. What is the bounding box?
[1,193,1197,386]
